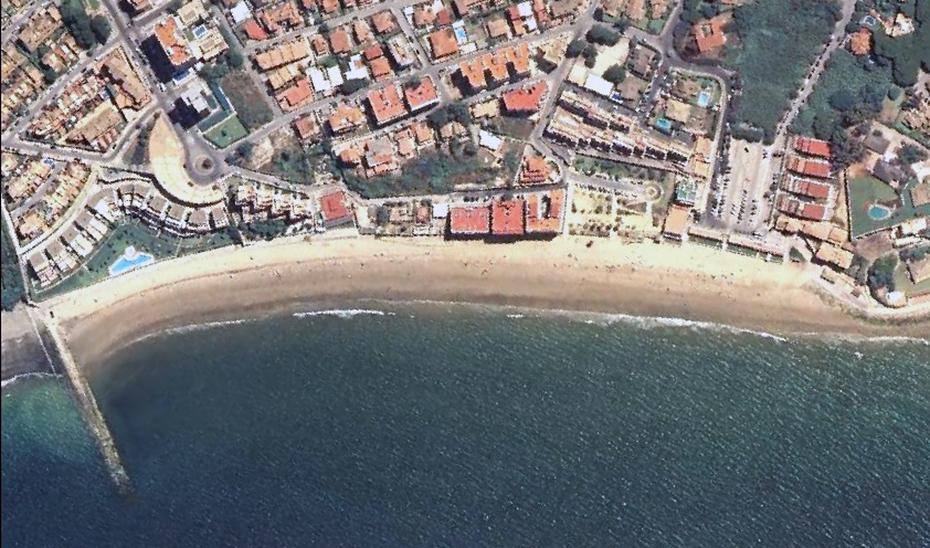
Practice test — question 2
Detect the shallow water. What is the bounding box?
[3,304,929,546]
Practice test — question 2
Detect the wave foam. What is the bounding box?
[293,309,396,319]
[2,372,60,389]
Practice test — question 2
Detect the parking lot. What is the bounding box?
[706,138,779,234]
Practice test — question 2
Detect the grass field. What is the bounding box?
[725,0,839,137]
[847,175,930,238]
[34,220,234,300]
[220,71,274,130]
[794,50,897,134]
[204,115,248,148]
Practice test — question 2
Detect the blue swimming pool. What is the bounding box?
[109,246,155,277]
[655,117,673,133]
[697,90,712,107]
[867,204,892,220]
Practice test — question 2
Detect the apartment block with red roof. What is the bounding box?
[491,198,525,236]
[328,103,366,133]
[525,190,564,234]
[403,76,440,112]
[502,81,547,114]
[428,28,459,59]
[792,136,832,159]
[776,195,831,221]
[367,84,408,125]
[318,190,353,226]
[449,205,491,236]
[786,155,831,179]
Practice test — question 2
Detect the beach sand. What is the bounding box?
[45,235,929,370]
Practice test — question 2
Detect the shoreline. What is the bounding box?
[43,236,930,372]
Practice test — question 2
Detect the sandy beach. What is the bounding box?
[44,235,930,370]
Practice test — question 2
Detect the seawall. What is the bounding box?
[44,313,132,495]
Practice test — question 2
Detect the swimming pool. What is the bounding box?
[697,90,712,107]
[655,117,673,133]
[109,246,155,277]
[867,204,893,220]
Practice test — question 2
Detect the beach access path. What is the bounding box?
[42,236,930,371]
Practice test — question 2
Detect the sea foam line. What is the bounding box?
[293,308,396,319]
[2,372,60,389]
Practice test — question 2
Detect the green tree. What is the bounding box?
[342,78,368,94]
[602,64,626,84]
[566,38,586,57]
[41,66,58,84]
[226,48,244,69]
[60,0,96,49]
[90,15,111,44]
[586,24,620,46]
[868,255,898,292]
[899,144,928,164]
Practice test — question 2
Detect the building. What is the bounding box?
[502,81,547,114]
[691,14,728,54]
[525,190,563,234]
[849,28,871,55]
[328,104,366,133]
[793,136,832,159]
[449,205,491,236]
[428,28,459,59]
[367,84,408,125]
[520,155,550,185]
[786,156,831,179]
[403,76,440,112]
[776,195,831,221]
[318,190,352,226]
[662,205,691,240]
[491,198,525,236]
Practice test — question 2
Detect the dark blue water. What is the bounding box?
[3,305,929,547]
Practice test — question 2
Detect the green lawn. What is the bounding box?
[894,261,930,297]
[725,0,839,139]
[794,50,897,134]
[848,175,930,238]
[204,115,248,148]
[34,220,234,300]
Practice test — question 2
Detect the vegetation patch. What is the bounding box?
[1,221,25,310]
[724,0,840,141]
[847,175,930,238]
[219,71,274,130]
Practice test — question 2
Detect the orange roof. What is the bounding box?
[663,205,691,238]
[428,28,459,59]
[413,121,434,144]
[278,78,313,110]
[371,10,397,34]
[154,16,191,67]
[363,43,383,60]
[241,19,269,41]
[491,198,525,235]
[329,27,352,54]
[369,56,393,78]
[520,154,550,184]
[321,0,338,12]
[502,81,547,113]
[794,137,832,159]
[413,5,435,26]
[525,190,563,233]
[449,205,491,234]
[338,145,362,165]
[849,28,871,56]
[257,1,301,34]
[353,19,373,43]
[328,104,365,133]
[367,84,408,125]
[293,115,319,140]
[310,34,329,55]
[319,191,351,223]
[403,76,439,111]
[436,8,452,25]
[692,16,727,54]
[787,156,831,179]
[457,43,530,91]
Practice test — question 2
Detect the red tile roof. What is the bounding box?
[849,28,871,56]
[525,190,563,233]
[363,43,383,60]
[787,156,831,179]
[793,136,832,159]
[403,76,439,111]
[329,27,352,54]
[428,28,459,59]
[491,198,525,235]
[449,205,491,234]
[367,84,408,125]
[371,10,397,34]
[692,14,728,54]
[241,19,269,41]
[319,191,351,223]
[277,78,313,110]
[502,81,547,113]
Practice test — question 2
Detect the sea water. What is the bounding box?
[3,304,929,547]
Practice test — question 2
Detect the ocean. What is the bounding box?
[3,304,929,547]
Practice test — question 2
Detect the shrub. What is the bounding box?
[586,24,620,46]
[90,15,111,44]
[602,64,626,84]
[566,39,586,57]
